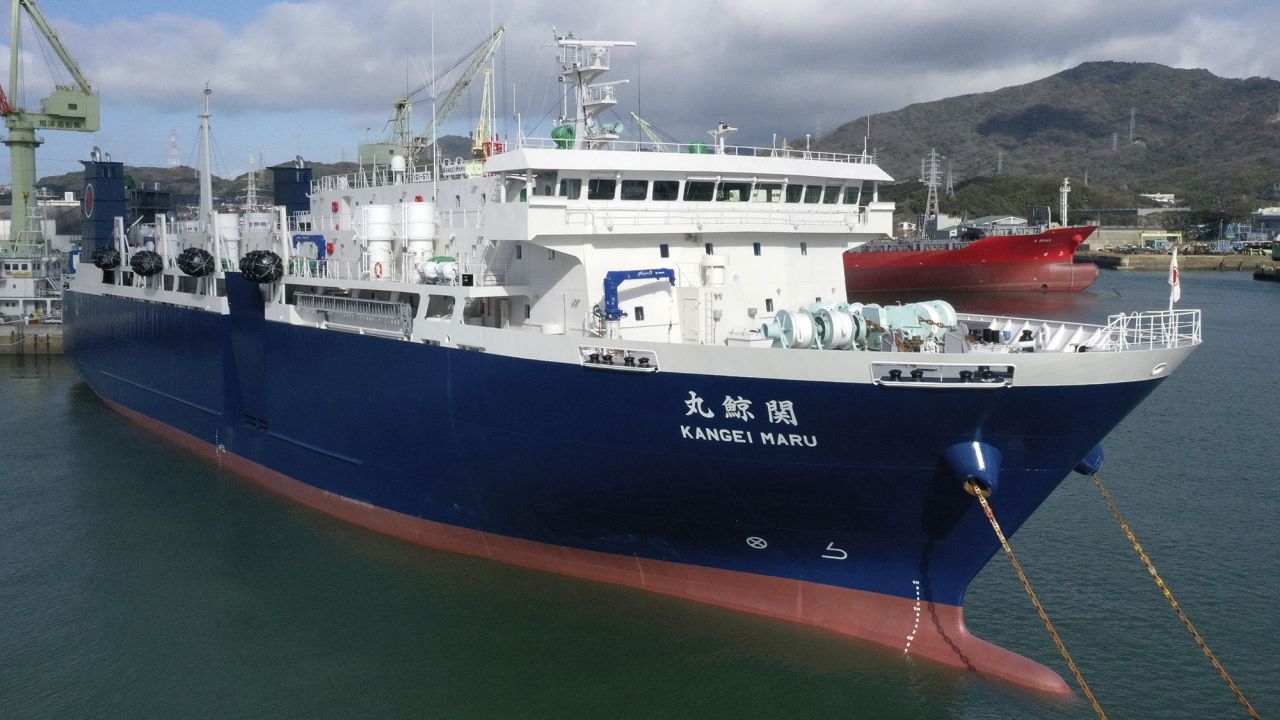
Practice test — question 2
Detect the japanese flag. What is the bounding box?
[1168,247,1181,305]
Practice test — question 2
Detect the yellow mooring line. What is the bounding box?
[966,480,1109,720]
[1092,473,1262,720]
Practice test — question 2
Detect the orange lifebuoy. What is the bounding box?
[374,262,383,279]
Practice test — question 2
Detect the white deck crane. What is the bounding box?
[3,0,99,244]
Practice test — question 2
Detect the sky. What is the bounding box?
[3,0,1280,184]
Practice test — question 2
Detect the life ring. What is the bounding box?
[374,262,383,279]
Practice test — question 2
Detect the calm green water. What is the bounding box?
[1,271,1276,719]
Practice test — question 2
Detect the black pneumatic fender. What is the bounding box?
[239,250,284,284]
[91,247,121,270]
[177,247,216,277]
[129,250,164,277]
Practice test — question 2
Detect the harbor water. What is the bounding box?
[1,270,1276,719]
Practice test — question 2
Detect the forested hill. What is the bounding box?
[817,61,1280,217]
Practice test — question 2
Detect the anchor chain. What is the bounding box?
[966,480,1109,720]
[1092,474,1261,720]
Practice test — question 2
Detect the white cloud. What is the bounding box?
[10,0,1280,176]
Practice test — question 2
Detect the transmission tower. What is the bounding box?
[168,129,180,167]
[920,148,943,224]
[945,158,955,197]
[1128,108,1136,144]
[1112,132,1118,152]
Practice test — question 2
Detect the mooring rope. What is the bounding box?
[967,480,1109,720]
[1092,473,1261,720]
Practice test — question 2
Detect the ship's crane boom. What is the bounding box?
[4,0,100,244]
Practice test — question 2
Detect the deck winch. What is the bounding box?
[759,300,957,350]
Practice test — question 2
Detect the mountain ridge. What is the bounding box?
[816,61,1280,217]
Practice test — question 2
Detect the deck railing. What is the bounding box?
[514,136,876,164]
[1099,309,1201,350]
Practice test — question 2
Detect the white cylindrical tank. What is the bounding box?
[216,213,242,260]
[404,202,437,258]
[363,205,394,271]
[700,254,727,286]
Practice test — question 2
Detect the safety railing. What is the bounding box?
[1098,309,1201,350]
[514,136,876,164]
[311,168,435,193]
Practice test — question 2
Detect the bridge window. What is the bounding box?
[753,242,761,256]
[823,186,841,204]
[683,181,714,201]
[660,243,669,258]
[686,180,716,199]
[844,182,864,205]
[635,306,645,322]
[754,183,782,202]
[621,180,649,201]
[587,178,617,200]
[516,244,523,260]
[801,242,808,255]
[558,178,582,199]
[653,180,679,201]
[765,298,774,312]
[785,184,803,203]
[705,242,714,255]
[717,182,752,202]
[803,185,822,203]
[533,171,557,196]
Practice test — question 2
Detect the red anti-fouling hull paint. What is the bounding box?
[845,226,1100,294]
[102,396,1071,695]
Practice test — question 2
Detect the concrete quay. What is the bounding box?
[1,324,63,355]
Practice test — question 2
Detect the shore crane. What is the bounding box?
[3,0,99,243]
[359,25,505,170]
[630,112,669,152]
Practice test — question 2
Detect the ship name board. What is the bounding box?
[679,391,818,448]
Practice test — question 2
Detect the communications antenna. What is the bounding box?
[1059,177,1071,226]
[245,153,259,210]
[168,129,180,168]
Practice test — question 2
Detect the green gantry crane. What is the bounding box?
[3,0,99,244]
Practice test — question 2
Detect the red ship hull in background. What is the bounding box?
[844,226,1100,294]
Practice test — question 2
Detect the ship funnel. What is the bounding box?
[945,441,1003,497]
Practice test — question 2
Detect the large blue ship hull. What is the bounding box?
[63,275,1159,611]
